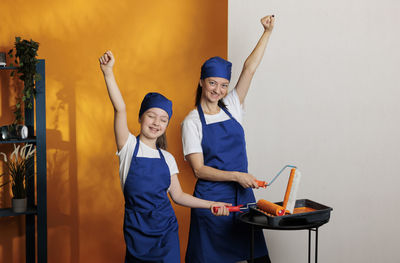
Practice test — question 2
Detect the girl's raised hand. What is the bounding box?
[261,15,275,33]
[99,50,115,75]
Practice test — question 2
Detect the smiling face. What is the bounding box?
[200,77,230,104]
[139,108,169,141]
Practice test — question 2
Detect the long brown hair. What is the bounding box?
[195,83,226,108]
[156,133,167,150]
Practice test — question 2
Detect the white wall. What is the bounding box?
[229,1,400,262]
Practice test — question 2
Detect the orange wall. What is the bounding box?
[0,1,227,262]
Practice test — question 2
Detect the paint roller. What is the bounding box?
[254,164,297,188]
[254,165,301,214]
[212,200,285,216]
[214,165,301,215]
[256,199,285,216]
[255,167,302,215]
[282,168,302,214]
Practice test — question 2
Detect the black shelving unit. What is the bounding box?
[0,60,47,263]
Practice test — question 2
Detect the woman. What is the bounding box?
[182,15,275,263]
[99,51,230,263]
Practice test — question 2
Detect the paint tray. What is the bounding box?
[244,199,333,229]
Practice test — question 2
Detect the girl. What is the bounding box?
[99,51,229,263]
[181,15,275,263]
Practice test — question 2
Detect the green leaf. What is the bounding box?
[15,36,21,42]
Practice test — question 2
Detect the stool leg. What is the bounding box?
[308,229,311,263]
[315,227,319,263]
[251,225,255,263]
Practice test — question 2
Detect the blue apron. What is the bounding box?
[123,137,180,263]
[185,105,268,263]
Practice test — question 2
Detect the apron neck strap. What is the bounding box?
[133,136,141,157]
[197,104,207,125]
[134,135,165,160]
[197,104,233,125]
[220,106,233,119]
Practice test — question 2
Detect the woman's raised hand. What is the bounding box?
[99,50,115,75]
[261,15,275,33]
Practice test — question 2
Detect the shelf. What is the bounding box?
[0,137,37,144]
[0,66,18,70]
[0,206,37,217]
[0,59,46,262]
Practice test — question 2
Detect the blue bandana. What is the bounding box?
[139,92,173,120]
[200,56,232,81]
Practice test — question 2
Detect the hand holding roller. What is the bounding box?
[255,180,267,188]
[213,200,285,217]
[213,203,255,213]
[253,165,297,190]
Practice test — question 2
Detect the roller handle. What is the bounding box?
[255,180,267,188]
[213,205,243,213]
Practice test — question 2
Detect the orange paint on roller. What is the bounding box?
[283,168,296,210]
[256,199,285,216]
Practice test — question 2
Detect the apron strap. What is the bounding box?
[157,148,166,161]
[197,104,207,126]
[135,135,165,160]
[133,136,141,158]
[198,104,235,126]
[221,106,234,119]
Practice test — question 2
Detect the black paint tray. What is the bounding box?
[244,199,333,229]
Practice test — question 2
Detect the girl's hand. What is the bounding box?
[261,15,275,33]
[99,50,115,75]
[210,202,231,216]
[234,172,260,189]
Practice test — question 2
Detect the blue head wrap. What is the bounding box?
[200,56,232,81]
[139,92,173,120]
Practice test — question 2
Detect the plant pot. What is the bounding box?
[12,198,27,213]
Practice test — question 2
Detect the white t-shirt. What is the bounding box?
[181,89,244,157]
[117,133,179,190]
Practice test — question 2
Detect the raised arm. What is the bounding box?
[235,15,275,104]
[186,153,259,189]
[99,51,129,151]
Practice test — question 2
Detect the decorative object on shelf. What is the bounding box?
[0,144,35,213]
[7,37,40,124]
[12,197,27,213]
[0,52,6,67]
[0,124,28,140]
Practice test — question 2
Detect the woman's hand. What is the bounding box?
[234,15,275,104]
[261,15,275,33]
[99,50,115,75]
[233,172,260,189]
[210,202,231,216]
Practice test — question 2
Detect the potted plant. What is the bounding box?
[7,37,40,125]
[0,144,35,212]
